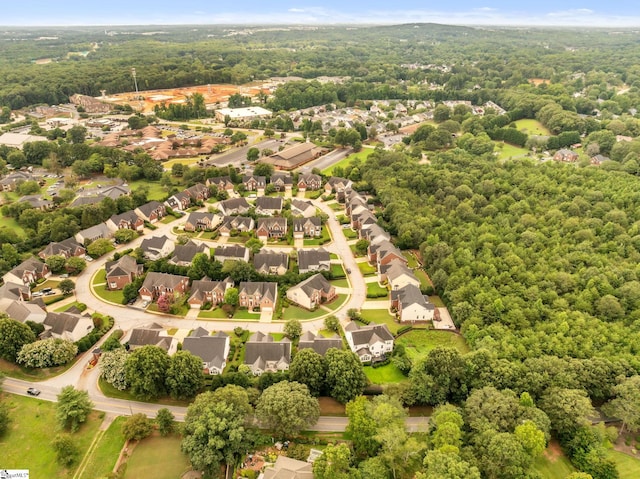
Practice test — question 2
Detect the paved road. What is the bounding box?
[204,139,285,168]
[297,147,353,173]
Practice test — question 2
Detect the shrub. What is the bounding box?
[371,358,391,368]
[234,327,245,337]
[395,325,412,336]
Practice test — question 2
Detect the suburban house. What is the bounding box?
[219,197,251,216]
[126,323,177,353]
[324,176,353,201]
[290,199,316,218]
[286,273,336,310]
[105,255,143,290]
[297,248,331,274]
[238,282,278,311]
[183,212,221,232]
[261,142,324,170]
[135,201,167,223]
[553,149,579,162]
[206,176,235,193]
[188,278,233,309]
[297,173,322,192]
[99,184,131,200]
[256,217,288,241]
[75,222,112,244]
[351,209,377,231]
[214,245,250,263]
[591,154,609,165]
[182,328,230,375]
[242,175,266,193]
[0,281,32,307]
[293,217,322,239]
[253,251,289,275]
[106,211,144,232]
[260,456,314,479]
[0,171,33,191]
[368,240,407,271]
[139,235,173,260]
[38,237,86,260]
[344,321,394,362]
[244,331,291,375]
[185,183,210,202]
[255,196,283,216]
[138,272,190,302]
[218,216,255,236]
[3,257,50,285]
[168,240,209,267]
[361,224,390,245]
[346,194,368,217]
[391,284,436,322]
[19,195,52,210]
[269,172,293,192]
[165,190,192,211]
[382,260,421,290]
[298,331,343,356]
[42,312,94,342]
[4,300,46,324]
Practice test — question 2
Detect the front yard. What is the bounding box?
[357,261,377,276]
[303,226,332,246]
[282,304,327,320]
[323,294,349,311]
[366,282,389,298]
[330,263,346,278]
[198,307,260,320]
[359,309,400,334]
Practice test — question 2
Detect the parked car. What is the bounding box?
[27,387,41,396]
[346,268,352,274]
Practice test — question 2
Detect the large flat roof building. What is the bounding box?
[214,106,272,122]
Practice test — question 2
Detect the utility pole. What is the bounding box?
[131,68,139,94]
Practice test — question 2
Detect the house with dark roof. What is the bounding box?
[297,173,322,192]
[256,217,288,241]
[344,322,394,362]
[244,331,291,375]
[293,217,322,239]
[297,248,331,274]
[238,282,278,311]
[169,240,209,267]
[185,183,210,202]
[3,257,50,286]
[0,171,33,191]
[286,273,336,310]
[0,281,31,307]
[206,176,235,193]
[553,149,579,162]
[253,251,289,275]
[382,259,420,290]
[298,331,343,356]
[75,223,112,244]
[101,184,131,199]
[591,154,609,165]
[360,223,390,246]
[218,216,255,236]
[188,278,233,309]
[183,212,221,232]
[4,300,46,324]
[135,201,167,223]
[18,195,53,210]
[291,199,316,218]
[165,190,192,211]
[368,240,407,271]
[105,255,143,290]
[138,272,189,302]
[39,238,86,260]
[139,235,173,260]
[242,175,266,194]
[262,142,324,170]
[43,312,94,342]
[106,211,144,232]
[255,196,283,216]
[346,193,368,217]
[126,323,177,353]
[324,176,352,201]
[391,284,435,322]
[269,172,293,192]
[219,197,251,216]
[214,245,250,263]
[182,329,230,375]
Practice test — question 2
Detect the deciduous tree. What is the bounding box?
[289,348,326,396]
[125,345,170,400]
[122,413,153,441]
[99,348,129,390]
[0,317,36,362]
[56,386,93,432]
[325,348,367,404]
[256,381,320,438]
[165,350,204,400]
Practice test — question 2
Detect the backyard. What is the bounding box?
[495,141,530,160]
[364,363,406,384]
[396,330,469,361]
[123,434,192,479]
[531,442,575,479]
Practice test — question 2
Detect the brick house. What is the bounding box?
[238,282,278,311]
[256,217,288,241]
[105,255,143,290]
[138,272,190,302]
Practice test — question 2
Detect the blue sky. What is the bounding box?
[3,1,640,26]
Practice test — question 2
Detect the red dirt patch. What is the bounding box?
[543,439,564,462]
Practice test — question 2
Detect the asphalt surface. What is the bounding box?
[297,147,353,173]
[204,139,285,167]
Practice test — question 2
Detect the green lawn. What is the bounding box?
[0,393,103,478]
[403,251,419,268]
[322,148,374,175]
[270,332,286,341]
[330,263,346,278]
[160,215,178,224]
[514,118,551,136]
[358,261,377,276]
[343,228,358,239]
[608,450,640,479]
[0,215,26,237]
[232,309,261,320]
[428,295,446,307]
[128,180,168,202]
[123,434,191,479]
[33,279,61,291]
[198,308,229,319]
[282,305,326,320]
[324,294,348,311]
[329,202,344,211]
[367,282,389,298]
[396,330,469,361]
[92,269,106,285]
[98,378,191,407]
[532,445,576,479]
[330,253,339,259]
[495,142,530,160]
[93,284,124,304]
[414,269,431,289]
[54,301,86,313]
[78,417,127,479]
[364,363,406,384]
[304,226,332,246]
[360,309,400,334]
[331,278,350,288]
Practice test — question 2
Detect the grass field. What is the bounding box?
[358,261,377,276]
[414,269,431,289]
[0,356,76,381]
[322,148,375,175]
[532,445,576,478]
[360,309,400,334]
[364,363,406,384]
[92,269,107,285]
[128,180,169,202]
[403,251,419,268]
[396,330,469,361]
[123,434,191,479]
[514,118,551,136]
[318,396,346,416]
[0,393,102,478]
[282,305,326,320]
[330,278,350,288]
[343,228,358,239]
[367,282,389,298]
[98,378,191,407]
[78,417,127,479]
[330,263,346,278]
[608,450,640,478]
[93,284,124,304]
[495,142,530,160]
[324,294,348,311]
[162,157,202,169]
[0,215,26,237]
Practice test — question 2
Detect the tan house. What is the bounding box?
[297,248,331,274]
[139,235,173,260]
[214,245,250,263]
[238,282,278,311]
[255,196,283,216]
[188,278,233,309]
[253,251,289,275]
[182,328,230,375]
[297,173,322,192]
[244,331,291,375]
[291,199,316,218]
[39,238,86,260]
[3,257,50,286]
[293,217,322,239]
[286,273,336,310]
[219,216,255,236]
[183,212,221,232]
[135,201,167,223]
[261,456,314,479]
[43,312,94,342]
[256,217,288,241]
[219,197,251,216]
[138,272,189,302]
[106,211,144,232]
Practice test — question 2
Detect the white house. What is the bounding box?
[344,321,394,362]
[391,284,435,323]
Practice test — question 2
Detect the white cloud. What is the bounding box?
[288,8,305,13]
[547,8,595,17]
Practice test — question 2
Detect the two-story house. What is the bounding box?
[255,196,283,216]
[297,173,322,192]
[391,284,436,323]
[38,238,86,260]
[135,201,167,224]
[106,211,144,232]
[344,321,394,362]
[183,328,230,375]
[138,272,190,302]
[293,217,322,239]
[187,278,233,309]
[105,254,143,290]
[238,282,278,311]
[3,257,50,286]
[297,248,331,274]
[244,331,291,375]
[218,216,255,236]
[256,217,288,241]
[286,273,336,310]
[214,245,250,263]
[253,251,289,275]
